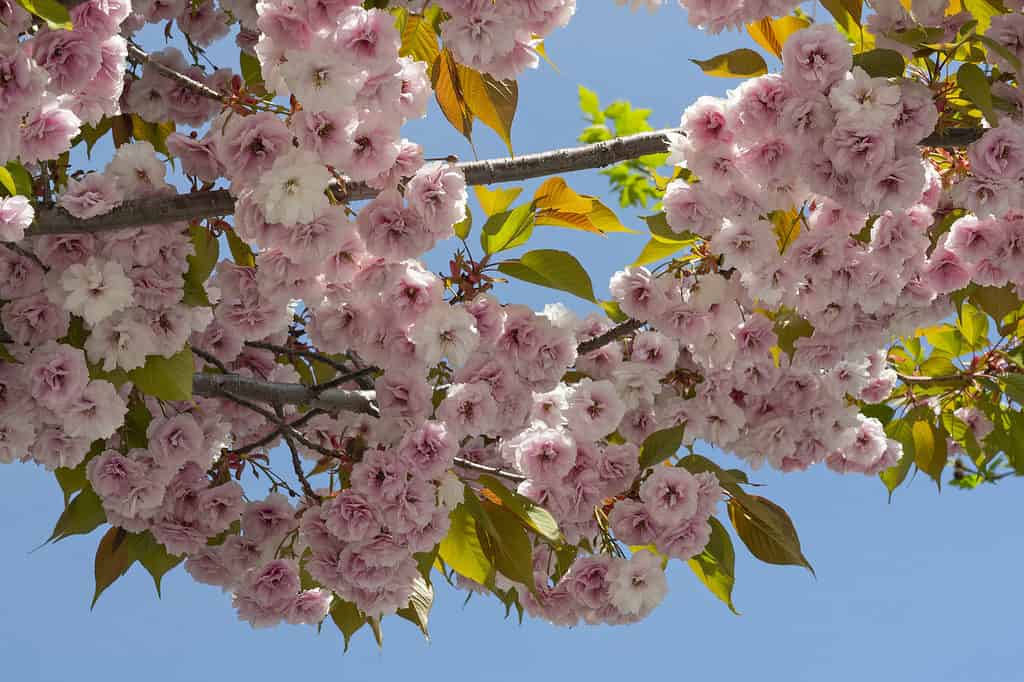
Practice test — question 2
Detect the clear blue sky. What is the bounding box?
[3,5,1022,681]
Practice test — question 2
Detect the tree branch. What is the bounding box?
[453,456,526,483]
[192,373,379,416]
[577,319,644,355]
[126,43,226,103]
[30,126,981,237]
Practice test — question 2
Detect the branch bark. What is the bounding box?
[126,44,226,103]
[28,127,982,237]
[192,373,379,416]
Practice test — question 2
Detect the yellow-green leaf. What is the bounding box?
[453,203,472,240]
[639,425,686,470]
[129,347,194,401]
[439,504,492,585]
[474,186,522,216]
[746,16,810,59]
[533,177,593,214]
[958,62,997,124]
[0,167,16,196]
[632,237,690,266]
[690,48,768,78]
[460,66,518,155]
[688,516,739,614]
[852,48,906,78]
[226,227,256,267]
[477,474,562,543]
[398,12,440,65]
[480,203,535,254]
[16,0,72,29]
[497,249,597,303]
[912,419,947,485]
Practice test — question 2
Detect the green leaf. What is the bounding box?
[688,516,739,614]
[129,531,183,597]
[396,576,433,640]
[129,347,194,401]
[958,62,997,124]
[239,51,268,96]
[16,0,72,29]
[957,302,990,349]
[438,503,492,585]
[481,500,535,588]
[923,325,964,357]
[969,284,1021,324]
[633,238,690,266]
[820,0,862,28]
[182,225,219,307]
[461,68,517,155]
[963,0,1003,35]
[497,249,597,303]
[727,495,814,575]
[578,85,603,121]
[773,312,814,358]
[600,300,628,323]
[690,49,768,78]
[479,203,535,254]
[92,527,137,608]
[678,454,751,500]
[0,167,16,196]
[639,424,686,470]
[477,474,562,543]
[851,49,906,78]
[912,419,947,486]
[881,416,917,497]
[225,228,256,267]
[1003,375,1024,406]
[5,162,33,197]
[645,212,697,243]
[330,600,367,652]
[48,488,105,543]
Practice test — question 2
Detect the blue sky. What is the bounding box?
[2,4,1023,681]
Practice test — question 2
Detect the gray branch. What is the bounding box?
[27,127,983,237]
[192,373,379,417]
[28,129,680,236]
[127,44,226,103]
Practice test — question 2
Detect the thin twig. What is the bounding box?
[276,404,321,502]
[453,456,526,483]
[191,346,229,373]
[228,408,328,456]
[126,43,225,103]
[577,319,644,355]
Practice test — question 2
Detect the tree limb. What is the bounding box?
[126,43,225,103]
[192,373,379,416]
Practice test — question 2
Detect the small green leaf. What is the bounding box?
[225,228,256,267]
[5,162,33,197]
[497,249,597,303]
[958,62,997,124]
[0,167,16,195]
[239,51,268,96]
[851,49,906,78]
[439,503,492,585]
[330,599,368,652]
[480,500,535,588]
[881,416,917,497]
[129,531,183,597]
[477,474,562,543]
[16,0,72,29]
[912,419,947,486]
[688,516,739,614]
[639,425,686,470]
[182,225,219,307]
[129,347,194,401]
[727,495,814,574]
[632,238,690,266]
[578,85,603,121]
[453,204,472,240]
[958,302,990,349]
[1003,375,1024,406]
[474,186,523,216]
[48,487,106,543]
[690,49,768,78]
[480,203,535,255]
[92,527,137,608]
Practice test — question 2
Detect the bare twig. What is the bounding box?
[193,373,379,416]
[454,456,527,483]
[126,43,225,103]
[275,404,320,502]
[227,408,328,456]
[577,319,645,355]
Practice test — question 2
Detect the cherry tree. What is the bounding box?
[0,0,1021,646]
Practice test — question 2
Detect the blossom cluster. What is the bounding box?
[0,0,130,170]
[434,0,576,80]
[676,0,802,34]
